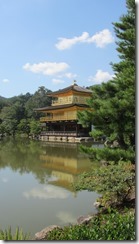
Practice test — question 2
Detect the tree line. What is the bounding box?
[0,86,52,137]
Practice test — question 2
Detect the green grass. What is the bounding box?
[0,227,30,240]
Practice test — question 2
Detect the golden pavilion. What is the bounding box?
[36,81,92,142]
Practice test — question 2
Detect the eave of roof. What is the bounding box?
[34,103,89,112]
[47,84,92,96]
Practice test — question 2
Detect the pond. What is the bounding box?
[0,138,100,238]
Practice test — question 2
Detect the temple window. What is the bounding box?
[74,96,78,103]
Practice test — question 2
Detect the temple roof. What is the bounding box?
[35,103,88,112]
[47,83,92,96]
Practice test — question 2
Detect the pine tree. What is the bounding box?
[78,0,135,163]
[76,0,135,207]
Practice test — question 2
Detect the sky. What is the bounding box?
[0,0,129,98]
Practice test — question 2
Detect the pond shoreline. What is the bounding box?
[0,138,99,238]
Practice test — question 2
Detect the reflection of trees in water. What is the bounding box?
[0,139,97,190]
[0,138,50,184]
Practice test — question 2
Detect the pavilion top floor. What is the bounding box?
[47,83,92,106]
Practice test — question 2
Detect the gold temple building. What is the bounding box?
[36,82,92,142]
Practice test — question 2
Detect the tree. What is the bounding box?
[0,95,28,136]
[111,0,135,150]
[76,0,135,208]
[0,96,8,111]
[0,123,6,136]
[17,119,30,137]
[29,120,41,137]
[78,0,135,163]
[1,119,18,137]
[0,87,51,137]
[25,86,52,119]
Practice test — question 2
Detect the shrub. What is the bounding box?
[46,210,135,240]
[74,161,135,207]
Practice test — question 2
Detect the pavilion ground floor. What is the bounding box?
[39,120,93,143]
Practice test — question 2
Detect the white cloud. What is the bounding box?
[52,78,65,84]
[55,32,89,50]
[2,78,10,83]
[23,185,69,200]
[64,73,77,79]
[87,29,114,48]
[58,72,77,79]
[89,69,115,84]
[23,62,69,76]
[55,29,114,50]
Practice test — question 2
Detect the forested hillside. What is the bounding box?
[0,86,52,137]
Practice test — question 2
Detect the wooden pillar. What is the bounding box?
[63,122,66,132]
[75,122,78,137]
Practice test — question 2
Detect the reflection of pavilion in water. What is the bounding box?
[40,142,92,191]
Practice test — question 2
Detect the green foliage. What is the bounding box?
[17,119,30,136]
[46,210,135,240]
[0,122,6,136]
[0,96,9,110]
[29,120,41,136]
[25,86,52,119]
[0,94,30,136]
[112,0,135,63]
[0,86,51,137]
[0,227,30,240]
[80,144,135,163]
[77,110,93,128]
[77,0,135,155]
[76,0,136,214]
[89,129,104,140]
[76,0,135,215]
[74,161,135,206]
[1,118,18,136]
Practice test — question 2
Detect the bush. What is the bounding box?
[74,161,135,207]
[46,210,135,241]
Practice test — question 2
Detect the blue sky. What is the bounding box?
[0,0,128,98]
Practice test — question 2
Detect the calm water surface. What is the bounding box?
[0,138,100,238]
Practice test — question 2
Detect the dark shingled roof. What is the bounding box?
[34,103,89,112]
[47,84,92,96]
